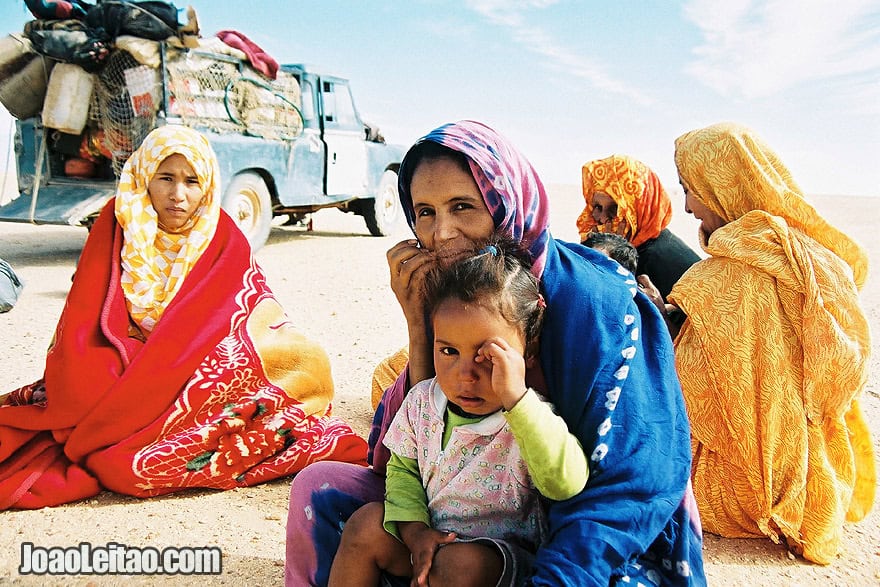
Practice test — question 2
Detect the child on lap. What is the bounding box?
[329,240,588,587]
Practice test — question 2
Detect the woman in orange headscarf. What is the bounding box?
[577,154,700,301]
[667,122,874,564]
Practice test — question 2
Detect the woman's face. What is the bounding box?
[148,154,204,231]
[683,185,726,239]
[410,156,494,259]
[590,191,618,226]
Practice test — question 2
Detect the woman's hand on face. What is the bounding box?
[476,337,528,410]
[387,239,435,325]
[387,239,438,385]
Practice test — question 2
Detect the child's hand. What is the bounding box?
[636,274,665,314]
[403,526,457,587]
[476,336,528,410]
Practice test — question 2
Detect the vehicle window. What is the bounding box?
[300,80,316,124]
[321,81,359,130]
[322,81,336,123]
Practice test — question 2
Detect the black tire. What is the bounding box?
[361,169,402,236]
[221,171,272,251]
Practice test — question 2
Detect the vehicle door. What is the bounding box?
[319,78,368,196]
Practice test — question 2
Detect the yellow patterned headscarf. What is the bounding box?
[115,125,221,334]
[674,122,868,288]
[577,155,673,247]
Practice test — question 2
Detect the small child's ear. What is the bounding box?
[524,341,540,368]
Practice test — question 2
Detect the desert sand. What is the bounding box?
[0,184,877,586]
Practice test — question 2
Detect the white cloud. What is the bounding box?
[464,0,653,105]
[683,0,880,100]
[466,0,561,27]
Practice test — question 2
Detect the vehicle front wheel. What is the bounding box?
[361,169,403,237]
[221,171,273,251]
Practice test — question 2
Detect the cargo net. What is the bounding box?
[93,50,161,176]
[90,49,303,177]
[165,51,303,141]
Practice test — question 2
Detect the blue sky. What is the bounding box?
[1,0,878,197]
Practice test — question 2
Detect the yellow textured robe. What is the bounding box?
[670,123,874,565]
[371,346,410,410]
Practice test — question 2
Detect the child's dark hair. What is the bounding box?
[581,232,638,273]
[425,237,544,357]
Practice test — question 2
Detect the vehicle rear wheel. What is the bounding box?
[221,171,272,251]
[361,169,402,237]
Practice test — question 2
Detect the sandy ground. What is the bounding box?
[0,184,877,586]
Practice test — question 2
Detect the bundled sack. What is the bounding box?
[0,259,24,313]
[85,0,180,41]
[0,36,50,118]
[23,19,110,72]
[0,34,34,79]
[0,53,54,119]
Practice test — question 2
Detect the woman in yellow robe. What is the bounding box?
[667,122,874,564]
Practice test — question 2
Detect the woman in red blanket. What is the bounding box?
[0,125,367,509]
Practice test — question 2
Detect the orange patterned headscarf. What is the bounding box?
[115,125,222,334]
[674,122,868,288]
[576,154,673,248]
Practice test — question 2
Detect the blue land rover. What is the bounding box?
[2,46,405,250]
